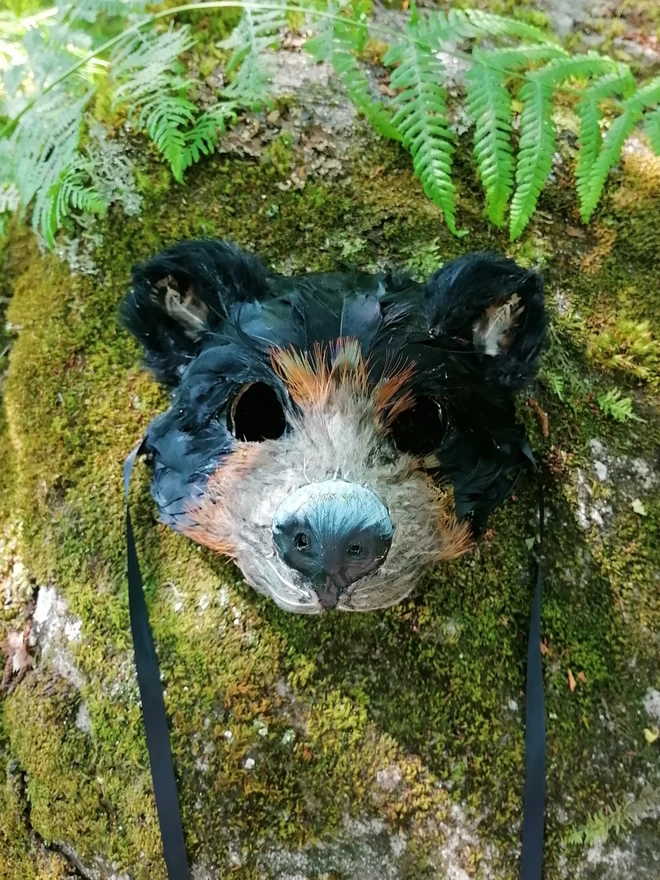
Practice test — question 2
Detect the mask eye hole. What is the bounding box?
[229,383,286,441]
[389,396,446,456]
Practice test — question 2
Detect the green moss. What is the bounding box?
[0,695,88,880]
[262,131,294,175]
[0,406,11,527]
[0,116,659,878]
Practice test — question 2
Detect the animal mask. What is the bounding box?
[121,239,546,613]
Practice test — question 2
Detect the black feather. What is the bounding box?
[424,251,546,390]
[120,239,270,386]
[120,240,547,534]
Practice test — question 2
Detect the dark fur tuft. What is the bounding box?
[424,252,546,390]
[120,239,270,387]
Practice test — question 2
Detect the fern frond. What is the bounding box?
[139,95,197,183]
[597,388,644,423]
[0,182,19,215]
[178,102,238,175]
[575,70,635,216]
[111,22,193,73]
[305,0,367,56]
[66,0,147,26]
[1,16,95,113]
[0,178,18,240]
[465,58,513,227]
[644,105,660,155]
[537,53,620,84]
[218,7,286,106]
[581,76,660,222]
[474,43,568,72]
[463,42,570,228]
[38,160,106,247]
[384,20,461,234]
[510,55,619,239]
[110,25,202,181]
[509,77,554,241]
[306,8,399,141]
[424,8,554,45]
[332,51,401,140]
[10,87,93,227]
[110,24,194,106]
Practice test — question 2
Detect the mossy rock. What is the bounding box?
[1,52,660,880]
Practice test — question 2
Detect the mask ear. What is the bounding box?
[120,239,269,387]
[423,252,546,390]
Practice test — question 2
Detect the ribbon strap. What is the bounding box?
[520,444,546,880]
[124,441,544,880]
[124,442,191,880]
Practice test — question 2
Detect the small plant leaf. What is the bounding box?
[568,668,577,692]
[632,499,648,516]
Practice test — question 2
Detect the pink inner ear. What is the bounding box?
[472,293,524,357]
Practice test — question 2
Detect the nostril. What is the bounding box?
[294,532,311,552]
[272,480,393,585]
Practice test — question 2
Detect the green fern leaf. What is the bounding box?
[424,8,554,44]
[575,70,635,217]
[306,8,399,141]
[110,24,194,105]
[473,43,568,72]
[332,50,401,141]
[0,177,19,242]
[11,88,92,209]
[509,77,554,241]
[581,76,660,222]
[537,54,620,83]
[465,59,513,227]
[111,24,192,87]
[1,9,97,109]
[597,388,643,423]
[305,0,367,57]
[8,87,94,246]
[38,161,106,247]
[0,182,19,216]
[66,0,147,26]
[384,20,462,234]
[179,102,237,175]
[465,44,569,226]
[219,7,286,107]
[644,105,660,155]
[139,95,197,183]
[510,54,619,239]
[111,26,202,182]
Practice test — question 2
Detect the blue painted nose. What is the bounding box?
[272,480,393,608]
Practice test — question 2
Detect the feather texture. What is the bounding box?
[121,240,546,541]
